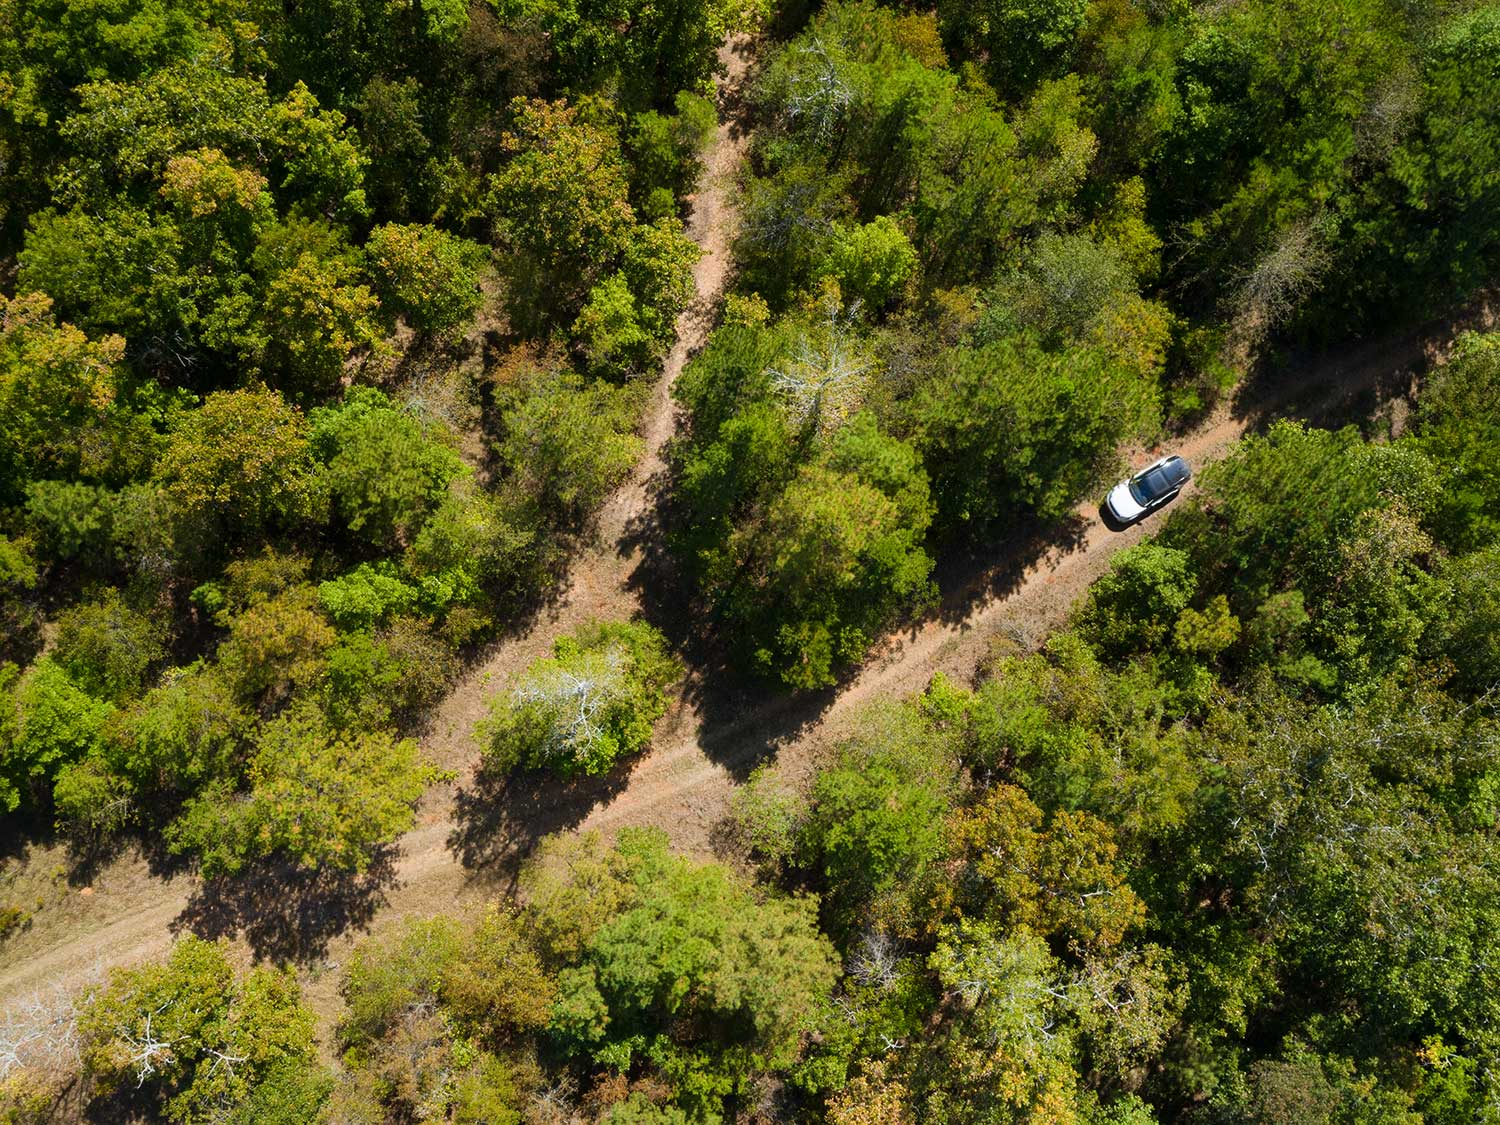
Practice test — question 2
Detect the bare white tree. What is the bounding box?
[122,1002,182,1087]
[204,1046,248,1081]
[512,646,628,760]
[529,1074,583,1125]
[0,967,101,1081]
[782,37,855,142]
[937,933,1071,1055]
[848,930,906,992]
[1355,67,1419,160]
[767,303,870,433]
[1235,218,1332,334]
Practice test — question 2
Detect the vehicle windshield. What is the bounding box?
[1129,467,1174,505]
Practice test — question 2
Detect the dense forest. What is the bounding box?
[0,0,733,866]
[2,0,1500,1120]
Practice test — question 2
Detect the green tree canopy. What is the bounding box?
[479,620,682,777]
[310,386,469,546]
[365,222,488,338]
[0,293,128,500]
[539,828,839,1119]
[1415,332,1500,550]
[0,658,114,813]
[111,662,249,797]
[1074,543,1198,661]
[259,251,381,399]
[493,367,643,523]
[907,335,1157,534]
[167,704,444,876]
[52,588,166,703]
[78,936,323,1124]
[489,98,636,304]
[155,385,322,540]
[802,698,961,930]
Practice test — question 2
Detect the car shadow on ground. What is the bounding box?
[171,847,400,964]
[1098,502,1136,534]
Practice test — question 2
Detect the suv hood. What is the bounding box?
[1106,480,1146,521]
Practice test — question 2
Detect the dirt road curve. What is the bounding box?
[0,33,1490,1032]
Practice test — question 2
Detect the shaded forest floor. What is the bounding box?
[0,32,1494,1047]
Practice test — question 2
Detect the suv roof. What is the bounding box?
[1131,457,1189,503]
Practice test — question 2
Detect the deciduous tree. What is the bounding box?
[494,369,643,524]
[365,223,487,338]
[78,936,323,1124]
[52,589,166,703]
[155,386,321,538]
[479,621,681,777]
[167,705,444,875]
[310,387,468,546]
[937,784,1146,950]
[0,293,125,499]
[545,828,838,1119]
[0,659,114,813]
[908,335,1157,534]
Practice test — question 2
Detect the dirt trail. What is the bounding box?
[553,303,1494,842]
[563,336,1415,840]
[0,37,756,1012]
[0,29,1490,1025]
[417,39,754,777]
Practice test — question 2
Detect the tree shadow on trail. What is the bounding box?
[1217,295,1499,440]
[447,767,629,892]
[171,848,399,964]
[925,512,1093,630]
[615,467,838,785]
[688,685,835,784]
[614,463,1101,783]
[1227,336,1425,440]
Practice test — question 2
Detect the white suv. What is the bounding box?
[1106,454,1191,525]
